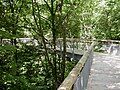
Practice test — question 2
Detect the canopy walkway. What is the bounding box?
[1,38,120,90]
[57,39,120,90]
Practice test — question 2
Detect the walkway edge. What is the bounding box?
[57,42,95,90]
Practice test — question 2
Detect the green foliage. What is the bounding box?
[0,0,120,90]
[0,44,49,90]
[94,0,120,40]
[65,60,77,77]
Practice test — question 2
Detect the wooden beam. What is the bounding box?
[57,42,95,90]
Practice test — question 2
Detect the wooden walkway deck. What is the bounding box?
[87,53,120,90]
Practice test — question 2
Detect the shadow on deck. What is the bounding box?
[87,53,120,90]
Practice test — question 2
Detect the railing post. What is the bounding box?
[59,40,63,57]
[72,40,75,60]
[0,38,2,46]
[116,43,120,55]
[76,41,79,49]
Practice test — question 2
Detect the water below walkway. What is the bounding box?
[87,53,120,90]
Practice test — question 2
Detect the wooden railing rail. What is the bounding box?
[57,42,95,90]
[56,38,120,43]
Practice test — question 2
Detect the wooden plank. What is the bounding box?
[87,53,120,90]
[57,42,95,90]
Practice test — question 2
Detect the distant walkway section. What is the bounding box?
[87,53,120,90]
